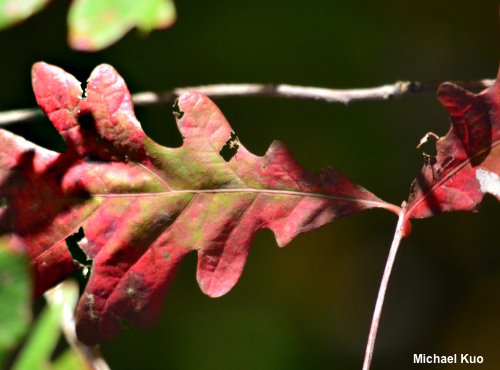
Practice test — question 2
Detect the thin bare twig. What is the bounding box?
[362,202,408,370]
[0,108,42,126]
[0,79,494,127]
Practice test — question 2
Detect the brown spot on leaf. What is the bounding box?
[162,250,171,261]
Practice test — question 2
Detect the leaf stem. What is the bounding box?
[362,201,407,370]
[0,80,494,127]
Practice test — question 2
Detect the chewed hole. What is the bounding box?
[80,80,88,99]
[66,227,92,266]
[418,140,437,157]
[173,99,185,119]
[417,132,439,157]
[219,131,240,162]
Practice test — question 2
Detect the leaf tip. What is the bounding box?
[31,61,47,72]
[88,63,120,83]
[177,90,201,109]
[31,61,55,81]
[197,275,233,298]
[437,82,476,109]
[437,82,463,97]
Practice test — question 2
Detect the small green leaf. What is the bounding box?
[0,236,31,367]
[68,0,176,51]
[0,0,51,30]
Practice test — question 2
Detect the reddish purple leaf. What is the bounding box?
[406,77,500,227]
[0,62,399,345]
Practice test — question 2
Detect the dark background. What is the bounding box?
[1,0,500,369]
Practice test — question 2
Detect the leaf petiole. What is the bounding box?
[362,202,407,370]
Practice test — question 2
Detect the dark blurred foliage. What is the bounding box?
[1,0,500,369]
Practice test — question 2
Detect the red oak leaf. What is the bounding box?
[406,78,500,226]
[0,63,399,345]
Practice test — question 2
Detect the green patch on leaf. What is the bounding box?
[68,0,177,51]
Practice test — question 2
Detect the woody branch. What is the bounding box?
[0,79,494,127]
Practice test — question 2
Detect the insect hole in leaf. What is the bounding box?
[66,227,92,267]
[172,98,184,120]
[219,131,240,162]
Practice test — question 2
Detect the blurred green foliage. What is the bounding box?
[6,280,88,370]
[0,0,176,51]
[1,0,500,369]
[0,238,31,367]
[68,0,176,51]
[0,0,50,30]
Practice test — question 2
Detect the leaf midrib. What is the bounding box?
[88,188,397,212]
[407,137,500,216]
